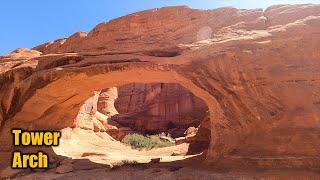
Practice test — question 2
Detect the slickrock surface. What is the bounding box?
[1,4,320,173]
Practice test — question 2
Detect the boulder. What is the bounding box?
[55,164,74,174]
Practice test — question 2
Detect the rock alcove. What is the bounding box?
[73,83,210,153]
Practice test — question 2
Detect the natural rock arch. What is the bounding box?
[0,67,234,162]
[1,4,320,171]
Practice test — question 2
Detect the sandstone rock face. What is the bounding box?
[97,87,119,116]
[74,83,207,139]
[0,4,320,170]
[111,83,208,137]
[73,90,132,140]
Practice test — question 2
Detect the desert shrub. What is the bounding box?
[121,133,175,150]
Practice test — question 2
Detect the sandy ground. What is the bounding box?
[16,165,320,180]
[52,128,194,166]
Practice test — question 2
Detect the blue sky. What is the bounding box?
[0,0,319,55]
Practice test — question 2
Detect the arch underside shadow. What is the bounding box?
[1,68,226,163]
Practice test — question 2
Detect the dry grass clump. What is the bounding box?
[121,133,175,150]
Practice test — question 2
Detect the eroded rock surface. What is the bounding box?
[0,4,320,171]
[74,83,207,139]
[112,83,208,137]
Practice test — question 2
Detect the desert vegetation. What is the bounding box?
[121,133,175,150]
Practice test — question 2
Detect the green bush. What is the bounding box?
[121,133,175,150]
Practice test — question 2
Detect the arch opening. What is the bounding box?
[2,69,223,168]
[73,82,210,156]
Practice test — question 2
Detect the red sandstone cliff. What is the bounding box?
[74,83,207,139]
[111,83,207,136]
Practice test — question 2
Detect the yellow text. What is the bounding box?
[12,152,48,169]
[12,129,61,146]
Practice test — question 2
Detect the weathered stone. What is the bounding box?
[0,167,24,178]
[112,83,208,137]
[97,87,119,116]
[55,164,74,174]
